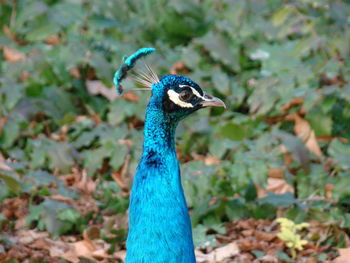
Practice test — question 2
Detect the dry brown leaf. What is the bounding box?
[28,238,70,257]
[196,242,240,262]
[3,25,17,42]
[115,250,126,261]
[286,113,323,157]
[281,97,304,112]
[334,247,350,263]
[2,195,28,219]
[15,217,26,230]
[3,45,26,62]
[70,67,81,79]
[60,168,96,195]
[268,168,284,179]
[76,169,96,194]
[258,254,278,263]
[169,61,189,75]
[61,238,113,263]
[86,80,119,101]
[266,178,294,194]
[111,153,131,194]
[204,155,221,166]
[325,184,334,199]
[241,229,254,237]
[254,230,276,242]
[122,91,139,102]
[49,195,75,206]
[257,168,294,198]
[44,34,60,45]
[213,243,240,261]
[15,230,49,245]
[19,71,30,82]
[84,226,101,240]
[61,240,95,263]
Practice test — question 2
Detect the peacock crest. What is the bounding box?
[113,47,159,94]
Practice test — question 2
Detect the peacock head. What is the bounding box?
[113,48,226,121]
[153,74,225,120]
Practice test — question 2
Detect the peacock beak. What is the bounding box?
[200,92,226,109]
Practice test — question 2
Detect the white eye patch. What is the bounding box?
[167,85,207,108]
[167,89,194,108]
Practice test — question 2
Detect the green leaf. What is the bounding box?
[0,120,20,149]
[58,208,80,223]
[196,31,240,72]
[306,110,333,136]
[220,123,247,141]
[244,181,257,201]
[276,249,293,263]
[47,142,75,173]
[328,140,350,170]
[0,172,20,193]
[192,224,215,247]
[15,2,48,28]
[272,6,293,26]
[259,192,297,208]
[212,70,230,94]
[252,250,265,259]
[26,23,60,41]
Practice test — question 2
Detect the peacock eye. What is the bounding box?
[179,88,193,101]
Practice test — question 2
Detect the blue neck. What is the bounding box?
[143,100,177,154]
[125,98,196,263]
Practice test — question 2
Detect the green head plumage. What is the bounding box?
[113,47,156,94]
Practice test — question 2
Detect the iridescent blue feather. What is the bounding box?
[113,47,155,94]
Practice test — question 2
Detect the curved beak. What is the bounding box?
[200,92,226,109]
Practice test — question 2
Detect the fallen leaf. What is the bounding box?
[15,230,49,245]
[259,254,279,263]
[213,242,240,261]
[122,91,139,102]
[266,178,294,195]
[285,113,323,157]
[281,97,304,112]
[2,195,29,219]
[49,195,75,206]
[3,45,26,62]
[334,247,350,263]
[76,169,96,195]
[169,61,190,75]
[44,34,60,45]
[195,242,240,262]
[60,168,96,195]
[254,230,276,242]
[268,168,284,179]
[204,155,220,166]
[115,250,126,261]
[61,240,95,263]
[70,67,81,79]
[325,184,334,199]
[3,25,17,42]
[20,71,30,82]
[257,168,294,198]
[86,80,119,101]
[111,153,130,194]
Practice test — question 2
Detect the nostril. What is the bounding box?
[204,94,213,100]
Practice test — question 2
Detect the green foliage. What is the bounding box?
[0,0,350,251]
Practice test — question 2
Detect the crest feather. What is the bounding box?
[113,48,157,94]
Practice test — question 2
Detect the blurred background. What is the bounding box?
[1,0,350,262]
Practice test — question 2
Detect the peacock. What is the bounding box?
[113,48,226,263]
